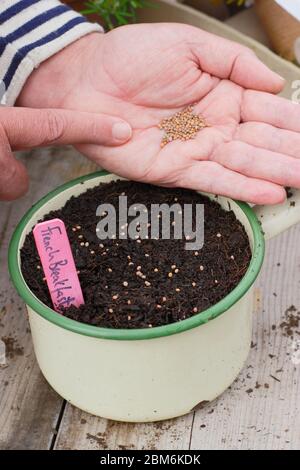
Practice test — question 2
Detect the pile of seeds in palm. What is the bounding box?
[21,180,251,329]
[158,105,208,147]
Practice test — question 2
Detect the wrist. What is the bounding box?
[17,32,103,109]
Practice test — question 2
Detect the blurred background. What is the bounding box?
[63,0,300,65]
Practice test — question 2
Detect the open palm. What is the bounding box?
[21,23,300,204]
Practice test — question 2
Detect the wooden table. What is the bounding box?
[1,147,299,450]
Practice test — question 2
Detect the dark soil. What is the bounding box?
[21,180,251,329]
[280,305,300,338]
[1,336,24,359]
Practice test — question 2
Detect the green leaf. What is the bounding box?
[82,0,155,30]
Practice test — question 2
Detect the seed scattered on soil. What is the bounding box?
[21,180,251,329]
[158,105,208,148]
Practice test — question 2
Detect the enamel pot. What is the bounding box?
[8,171,300,422]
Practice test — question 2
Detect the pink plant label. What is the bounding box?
[33,218,84,312]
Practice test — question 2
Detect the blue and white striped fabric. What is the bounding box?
[0,0,103,105]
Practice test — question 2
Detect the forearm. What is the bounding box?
[0,0,102,105]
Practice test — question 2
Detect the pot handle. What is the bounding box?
[253,189,300,240]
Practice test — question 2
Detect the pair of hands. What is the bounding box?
[3,23,300,204]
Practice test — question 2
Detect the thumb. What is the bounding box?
[190,29,285,93]
[0,106,132,150]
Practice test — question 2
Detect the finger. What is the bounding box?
[242,90,300,132]
[190,29,284,93]
[212,141,300,188]
[0,107,132,150]
[79,141,285,204]
[236,122,300,158]
[178,160,286,205]
[0,127,28,200]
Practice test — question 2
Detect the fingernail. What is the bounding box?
[112,122,132,141]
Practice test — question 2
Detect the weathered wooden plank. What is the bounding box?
[3,145,300,450]
[0,146,96,450]
[190,226,300,450]
[54,405,193,450]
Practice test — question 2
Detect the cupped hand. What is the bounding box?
[19,23,300,204]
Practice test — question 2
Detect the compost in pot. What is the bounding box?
[21,180,251,329]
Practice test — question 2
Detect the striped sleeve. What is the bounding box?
[0,0,103,105]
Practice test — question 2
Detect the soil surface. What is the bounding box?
[21,181,251,329]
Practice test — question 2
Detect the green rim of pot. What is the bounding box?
[9,170,265,341]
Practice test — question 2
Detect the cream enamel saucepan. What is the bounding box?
[8,171,300,422]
